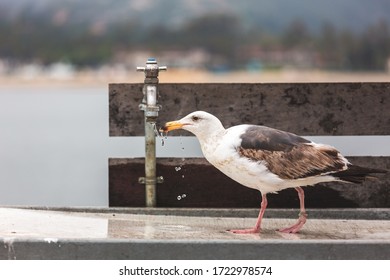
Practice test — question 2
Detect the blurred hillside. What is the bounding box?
[2,0,390,32]
[0,0,389,72]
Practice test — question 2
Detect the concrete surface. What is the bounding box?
[1,207,390,259]
[109,83,390,136]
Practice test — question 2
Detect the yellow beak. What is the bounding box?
[160,121,184,132]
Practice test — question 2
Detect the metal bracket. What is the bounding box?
[138,176,164,185]
[138,103,162,112]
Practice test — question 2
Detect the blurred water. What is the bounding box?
[0,85,203,206]
[0,86,388,206]
[0,86,108,206]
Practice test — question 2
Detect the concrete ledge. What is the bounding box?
[1,207,390,260]
[7,206,390,220]
[2,239,390,260]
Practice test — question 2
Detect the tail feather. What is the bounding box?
[333,164,388,184]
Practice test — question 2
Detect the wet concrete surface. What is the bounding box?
[1,207,390,259]
[1,207,390,240]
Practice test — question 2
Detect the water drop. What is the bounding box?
[175,166,182,171]
[181,138,185,150]
[182,175,185,178]
[153,123,167,146]
[177,195,182,200]
[182,194,186,198]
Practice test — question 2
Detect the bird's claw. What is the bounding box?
[278,211,307,234]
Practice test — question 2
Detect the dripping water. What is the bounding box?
[153,123,167,146]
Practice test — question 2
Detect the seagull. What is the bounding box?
[161,111,387,234]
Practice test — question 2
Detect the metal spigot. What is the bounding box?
[137,57,167,81]
[137,58,166,207]
[137,58,167,122]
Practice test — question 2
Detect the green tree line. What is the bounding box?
[0,13,389,70]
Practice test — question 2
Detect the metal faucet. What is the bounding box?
[137,58,166,207]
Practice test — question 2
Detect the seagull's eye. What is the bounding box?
[192,116,200,121]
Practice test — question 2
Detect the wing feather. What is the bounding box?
[237,126,348,179]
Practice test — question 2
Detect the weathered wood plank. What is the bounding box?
[109,157,390,208]
[109,83,390,136]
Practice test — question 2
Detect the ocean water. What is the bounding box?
[0,85,203,206]
[0,86,109,206]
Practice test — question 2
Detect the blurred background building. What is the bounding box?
[0,0,389,82]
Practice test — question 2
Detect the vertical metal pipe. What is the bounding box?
[137,58,166,207]
[144,120,157,207]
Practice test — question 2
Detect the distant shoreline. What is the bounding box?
[0,69,389,87]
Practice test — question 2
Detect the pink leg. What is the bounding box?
[278,187,307,233]
[229,194,268,234]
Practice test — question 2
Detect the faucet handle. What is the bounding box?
[136,58,167,78]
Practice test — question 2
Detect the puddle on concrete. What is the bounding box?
[105,214,390,241]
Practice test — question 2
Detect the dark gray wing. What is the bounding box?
[240,125,311,152]
[237,125,347,179]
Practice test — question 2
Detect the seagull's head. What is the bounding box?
[160,111,225,138]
